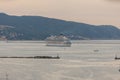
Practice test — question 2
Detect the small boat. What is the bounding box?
[115,54,120,60]
[94,49,99,52]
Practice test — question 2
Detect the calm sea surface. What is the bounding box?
[0,40,120,80]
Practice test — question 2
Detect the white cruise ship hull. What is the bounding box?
[46,43,71,47]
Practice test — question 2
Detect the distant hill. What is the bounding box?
[0,13,120,40]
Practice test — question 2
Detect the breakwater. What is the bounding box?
[0,56,60,59]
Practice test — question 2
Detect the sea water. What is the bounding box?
[0,40,120,80]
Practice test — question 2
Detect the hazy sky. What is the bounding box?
[0,0,120,27]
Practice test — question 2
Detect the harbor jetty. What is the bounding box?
[0,55,60,59]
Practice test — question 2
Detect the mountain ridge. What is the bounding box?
[0,13,120,40]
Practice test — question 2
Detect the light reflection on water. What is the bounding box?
[0,40,120,80]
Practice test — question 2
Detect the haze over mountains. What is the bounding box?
[0,13,120,40]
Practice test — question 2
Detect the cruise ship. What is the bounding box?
[45,34,71,47]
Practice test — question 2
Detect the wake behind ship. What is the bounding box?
[45,34,71,47]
